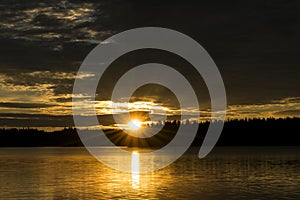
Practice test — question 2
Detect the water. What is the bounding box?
[0,147,299,200]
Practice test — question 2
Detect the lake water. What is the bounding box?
[0,147,299,200]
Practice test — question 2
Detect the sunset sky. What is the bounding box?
[0,0,299,130]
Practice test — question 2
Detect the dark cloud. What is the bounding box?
[1,0,299,104]
[0,112,149,127]
[0,113,74,127]
[0,102,55,108]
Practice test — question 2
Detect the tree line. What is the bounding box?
[0,118,299,147]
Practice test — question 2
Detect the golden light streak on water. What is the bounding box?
[131,151,140,189]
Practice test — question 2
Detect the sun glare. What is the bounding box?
[127,119,141,131]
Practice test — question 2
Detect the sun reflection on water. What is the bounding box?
[131,151,140,189]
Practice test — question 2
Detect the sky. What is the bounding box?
[0,0,299,129]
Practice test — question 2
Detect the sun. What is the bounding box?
[127,119,142,131]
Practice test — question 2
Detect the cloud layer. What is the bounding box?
[0,1,299,129]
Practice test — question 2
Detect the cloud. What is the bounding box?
[274,110,300,117]
[0,1,300,128]
[226,97,300,119]
[0,102,55,108]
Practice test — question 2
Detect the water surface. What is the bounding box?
[0,147,299,199]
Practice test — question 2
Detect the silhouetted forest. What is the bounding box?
[0,118,299,147]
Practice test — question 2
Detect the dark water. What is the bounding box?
[0,147,299,200]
